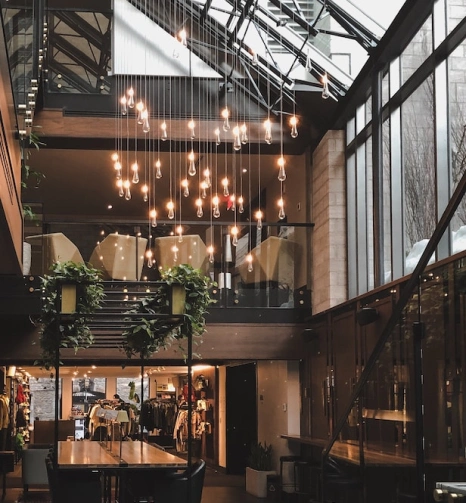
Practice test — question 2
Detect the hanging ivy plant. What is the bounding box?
[36,261,105,370]
[121,264,215,360]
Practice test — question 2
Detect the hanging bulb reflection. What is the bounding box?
[142,109,150,133]
[240,123,248,144]
[322,73,330,100]
[196,198,203,218]
[141,184,148,202]
[179,28,187,46]
[222,177,229,197]
[127,87,135,108]
[290,116,298,138]
[246,253,253,273]
[231,226,239,246]
[188,150,196,176]
[233,126,241,151]
[161,121,168,140]
[136,101,144,124]
[117,179,124,197]
[131,162,139,184]
[176,225,183,242]
[278,198,286,220]
[149,208,157,227]
[277,156,286,181]
[146,249,153,268]
[264,119,272,144]
[238,195,244,213]
[181,178,189,197]
[214,128,221,145]
[255,210,263,230]
[123,180,131,200]
[171,245,179,262]
[212,195,220,218]
[188,120,195,139]
[120,96,127,115]
[167,200,175,219]
[251,50,259,66]
[155,159,162,178]
[207,245,214,264]
[221,107,230,131]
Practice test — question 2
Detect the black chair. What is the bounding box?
[92,425,110,441]
[125,459,206,503]
[323,457,363,503]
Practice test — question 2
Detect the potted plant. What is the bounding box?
[36,261,105,370]
[245,441,275,498]
[121,264,215,361]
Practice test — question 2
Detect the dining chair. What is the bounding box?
[125,459,206,503]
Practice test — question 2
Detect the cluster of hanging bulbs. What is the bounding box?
[112,28,303,269]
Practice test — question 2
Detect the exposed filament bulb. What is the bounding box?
[277,156,286,181]
[176,225,183,242]
[146,249,153,268]
[117,179,124,197]
[120,96,127,115]
[161,121,168,140]
[155,159,162,178]
[207,245,214,264]
[246,253,253,272]
[290,115,298,138]
[240,123,248,144]
[278,198,286,220]
[196,198,203,218]
[264,119,272,144]
[231,226,239,246]
[229,195,236,211]
[149,208,157,227]
[171,245,179,262]
[188,150,196,176]
[142,109,150,133]
[255,210,263,230]
[238,195,245,213]
[136,101,144,124]
[181,178,189,197]
[131,162,139,184]
[167,200,175,219]
[111,152,119,162]
[141,184,148,202]
[222,177,229,197]
[233,126,241,151]
[114,161,122,180]
[200,181,207,199]
[127,87,135,108]
[203,168,211,188]
[221,107,230,131]
[212,195,220,218]
[188,119,195,139]
[123,179,131,200]
[214,127,221,146]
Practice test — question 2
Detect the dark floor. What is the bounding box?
[2,460,277,503]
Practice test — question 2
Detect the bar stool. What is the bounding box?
[279,455,302,501]
[279,456,321,502]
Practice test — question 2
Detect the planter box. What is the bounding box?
[245,467,276,498]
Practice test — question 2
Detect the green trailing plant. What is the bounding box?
[22,129,45,221]
[247,442,273,471]
[121,264,215,360]
[36,261,105,370]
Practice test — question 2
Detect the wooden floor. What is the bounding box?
[2,460,277,503]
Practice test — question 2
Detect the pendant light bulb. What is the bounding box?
[212,195,220,218]
[179,28,187,47]
[146,249,153,268]
[155,159,162,178]
[114,161,122,180]
[277,156,286,181]
[322,73,330,100]
[246,253,253,273]
[214,127,221,146]
[255,210,263,229]
[264,119,272,144]
[141,184,148,202]
[127,87,135,109]
[120,96,127,115]
[229,195,236,211]
[161,121,168,140]
[142,109,150,133]
[176,225,183,242]
[131,162,139,183]
[149,208,157,227]
[222,177,229,196]
[231,226,239,246]
[136,101,144,124]
[240,123,248,144]
[290,115,298,138]
[111,152,119,162]
[200,181,207,199]
[171,245,179,262]
[221,107,230,131]
[278,198,286,220]
[167,200,175,219]
[181,178,189,197]
[196,198,203,218]
[117,179,124,197]
[188,150,196,176]
[123,179,131,200]
[233,126,241,151]
[238,195,244,214]
[203,168,211,188]
[188,119,196,139]
[207,245,214,264]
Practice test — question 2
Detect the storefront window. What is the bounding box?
[116,377,149,409]
[71,377,106,415]
[30,377,61,421]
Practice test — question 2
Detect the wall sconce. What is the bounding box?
[356,307,379,326]
[60,284,77,314]
[6,366,16,377]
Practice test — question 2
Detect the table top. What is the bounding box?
[58,441,187,470]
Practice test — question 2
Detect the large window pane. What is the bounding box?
[447,0,466,36]
[382,118,392,283]
[116,377,150,410]
[30,378,62,421]
[401,15,433,85]
[366,140,374,290]
[72,377,106,415]
[401,76,436,271]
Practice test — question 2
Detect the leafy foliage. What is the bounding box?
[22,129,45,222]
[121,264,215,360]
[247,442,273,471]
[36,261,105,370]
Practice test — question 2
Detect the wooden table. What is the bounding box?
[107,440,187,468]
[58,440,120,469]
